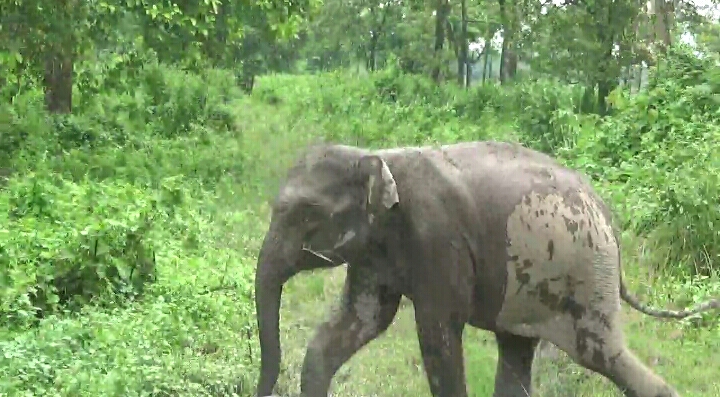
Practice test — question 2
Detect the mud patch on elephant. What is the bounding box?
[562,215,579,234]
[514,259,534,294]
[353,291,381,342]
[534,276,586,321]
[496,189,619,332]
[575,327,607,369]
[441,149,460,170]
[547,240,554,260]
[538,167,553,180]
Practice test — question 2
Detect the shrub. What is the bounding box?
[0,91,56,166]
[560,45,720,276]
[503,79,586,156]
[0,52,264,396]
[609,88,720,276]
[0,172,162,327]
[0,63,242,171]
[0,284,258,397]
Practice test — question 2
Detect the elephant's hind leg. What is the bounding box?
[300,265,401,397]
[492,332,539,397]
[549,317,680,397]
[595,345,680,397]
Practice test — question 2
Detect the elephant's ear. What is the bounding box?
[358,155,399,210]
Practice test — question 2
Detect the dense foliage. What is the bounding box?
[1,0,719,395]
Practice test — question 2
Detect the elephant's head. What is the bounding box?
[254,146,399,396]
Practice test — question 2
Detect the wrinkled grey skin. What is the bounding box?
[254,141,719,397]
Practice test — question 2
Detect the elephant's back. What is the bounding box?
[426,141,599,223]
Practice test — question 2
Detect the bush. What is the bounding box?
[0,172,161,326]
[0,55,262,396]
[0,57,254,331]
[598,48,720,276]
[139,64,239,138]
[256,70,516,148]
[506,80,586,155]
[0,283,257,397]
[1,63,242,169]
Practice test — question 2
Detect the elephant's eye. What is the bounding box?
[300,205,325,226]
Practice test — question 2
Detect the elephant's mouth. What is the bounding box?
[300,244,347,269]
[301,229,359,268]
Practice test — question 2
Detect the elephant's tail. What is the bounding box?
[619,275,720,319]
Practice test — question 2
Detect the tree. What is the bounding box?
[0,0,316,110]
[431,0,451,82]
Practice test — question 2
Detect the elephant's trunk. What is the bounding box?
[254,229,298,397]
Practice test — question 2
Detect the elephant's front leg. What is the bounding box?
[414,307,467,397]
[300,265,401,397]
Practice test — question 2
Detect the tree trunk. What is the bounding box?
[459,0,469,88]
[481,29,493,83]
[444,18,463,85]
[483,46,490,83]
[498,0,507,83]
[587,2,623,115]
[487,54,493,82]
[368,36,379,71]
[212,1,229,64]
[466,62,472,87]
[651,0,675,53]
[597,78,617,115]
[580,84,596,114]
[499,36,507,83]
[43,50,73,114]
[622,66,628,89]
[456,54,464,86]
[505,49,518,80]
[596,35,616,115]
[431,0,451,83]
[367,5,389,72]
[240,62,256,94]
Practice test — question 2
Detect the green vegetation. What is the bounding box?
[1,0,719,396]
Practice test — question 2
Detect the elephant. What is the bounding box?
[253,141,719,397]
